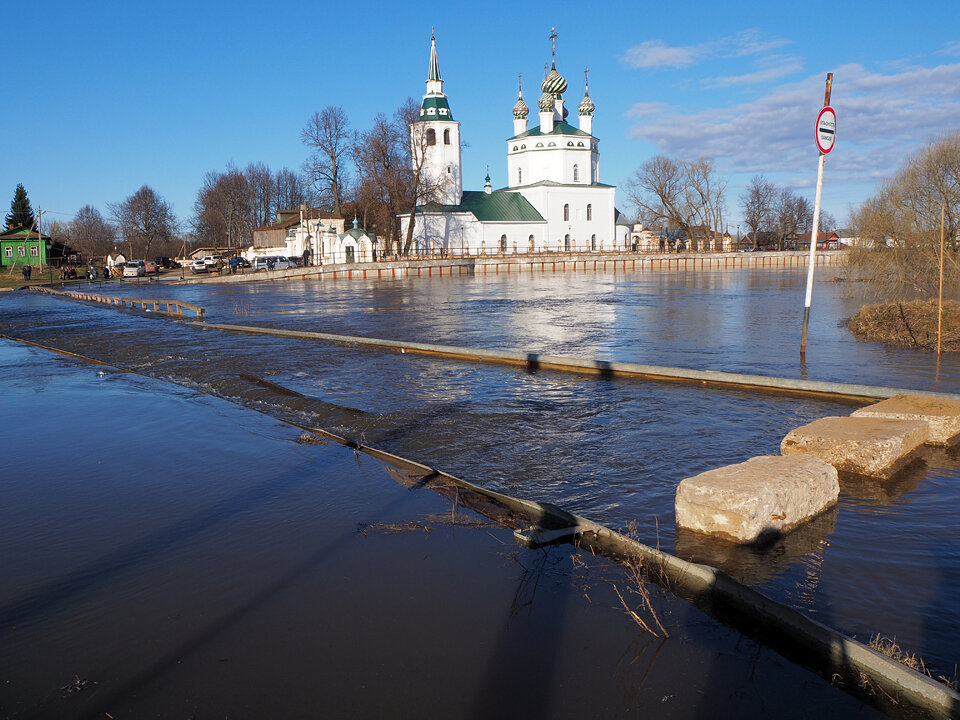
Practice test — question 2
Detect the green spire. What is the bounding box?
[428,31,441,82]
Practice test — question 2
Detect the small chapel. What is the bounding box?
[399,31,632,255]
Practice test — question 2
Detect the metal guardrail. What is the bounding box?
[32,286,204,319]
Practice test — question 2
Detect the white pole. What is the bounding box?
[803,154,825,304]
[800,73,833,359]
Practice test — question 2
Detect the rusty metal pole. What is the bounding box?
[800,73,833,360]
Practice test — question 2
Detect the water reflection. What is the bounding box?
[675,507,837,587]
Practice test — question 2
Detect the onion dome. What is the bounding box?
[541,66,567,96]
[578,93,594,116]
[537,92,554,112]
[513,74,529,118]
[513,96,529,118]
[579,68,594,116]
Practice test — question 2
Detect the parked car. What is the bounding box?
[154,256,176,269]
[203,255,225,271]
[122,261,146,277]
[143,259,158,274]
[253,255,296,271]
[230,256,251,268]
[190,255,224,274]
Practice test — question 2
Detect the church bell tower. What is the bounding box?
[413,32,462,205]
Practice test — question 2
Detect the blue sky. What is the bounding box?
[5,0,959,232]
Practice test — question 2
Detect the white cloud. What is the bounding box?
[622,30,792,70]
[936,40,960,56]
[623,40,699,69]
[705,58,805,88]
[625,61,960,191]
[624,102,670,118]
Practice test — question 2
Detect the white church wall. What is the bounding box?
[519,185,616,252]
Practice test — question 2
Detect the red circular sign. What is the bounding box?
[816,106,837,154]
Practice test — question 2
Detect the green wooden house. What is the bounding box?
[0,226,51,267]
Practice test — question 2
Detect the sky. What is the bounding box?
[4,0,959,234]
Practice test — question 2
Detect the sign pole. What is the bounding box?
[800,73,834,360]
[938,203,945,356]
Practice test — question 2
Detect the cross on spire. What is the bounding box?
[584,67,589,90]
[549,27,557,68]
[518,72,522,96]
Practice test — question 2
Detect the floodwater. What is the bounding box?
[1,264,958,716]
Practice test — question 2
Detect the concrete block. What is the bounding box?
[675,454,839,544]
[780,416,928,479]
[852,394,960,446]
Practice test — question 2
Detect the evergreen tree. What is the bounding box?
[5,184,36,230]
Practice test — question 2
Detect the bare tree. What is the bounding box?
[625,155,727,248]
[245,162,274,227]
[847,129,960,300]
[301,106,352,216]
[57,205,117,259]
[772,189,810,250]
[353,111,411,256]
[273,167,311,213]
[740,175,776,249]
[109,185,178,259]
[193,166,255,249]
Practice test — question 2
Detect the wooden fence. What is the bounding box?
[32,287,204,319]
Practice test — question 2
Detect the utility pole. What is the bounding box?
[800,73,835,360]
[37,208,46,272]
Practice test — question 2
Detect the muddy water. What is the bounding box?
[2,266,959,696]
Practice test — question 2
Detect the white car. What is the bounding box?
[253,255,296,271]
[122,261,145,277]
[190,256,224,274]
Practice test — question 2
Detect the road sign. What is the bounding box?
[816,106,836,154]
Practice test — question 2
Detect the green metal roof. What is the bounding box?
[419,95,453,120]
[341,227,378,242]
[420,190,545,222]
[510,119,593,140]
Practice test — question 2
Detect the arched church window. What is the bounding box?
[591,234,597,251]
[563,204,569,221]
[586,204,592,221]
[564,234,571,252]
[518,168,522,184]
[500,235,507,253]
[444,128,451,145]
[573,165,580,183]
[529,235,535,252]
[426,128,436,146]
[567,141,574,146]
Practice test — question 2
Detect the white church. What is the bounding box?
[400,32,632,255]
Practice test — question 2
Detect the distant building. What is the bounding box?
[1,226,52,267]
[399,32,632,255]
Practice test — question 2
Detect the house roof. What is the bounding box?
[0,226,51,241]
[256,209,342,233]
[510,119,594,140]
[419,190,546,223]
